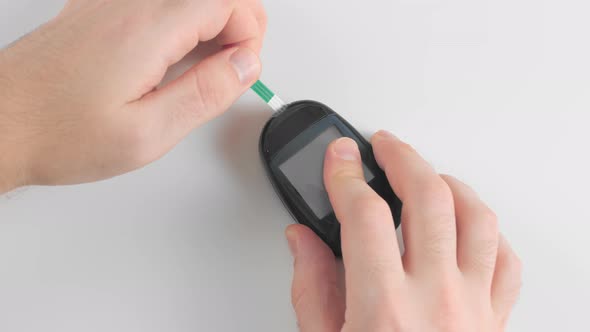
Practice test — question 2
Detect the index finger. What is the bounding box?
[324,138,404,305]
[162,0,267,64]
[371,131,457,274]
[216,1,267,53]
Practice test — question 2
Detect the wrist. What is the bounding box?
[0,153,27,195]
[0,125,29,195]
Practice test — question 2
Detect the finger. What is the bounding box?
[159,0,266,65]
[59,0,80,15]
[371,131,457,273]
[491,234,522,327]
[129,47,260,162]
[441,175,499,283]
[287,225,345,332]
[324,138,404,304]
[216,3,267,53]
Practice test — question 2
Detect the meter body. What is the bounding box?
[260,100,402,256]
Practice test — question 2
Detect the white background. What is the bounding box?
[1,1,589,331]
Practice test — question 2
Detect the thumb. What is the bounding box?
[287,225,345,332]
[134,47,260,150]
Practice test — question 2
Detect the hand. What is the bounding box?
[286,131,522,331]
[0,0,266,193]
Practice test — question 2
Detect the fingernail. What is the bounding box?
[332,138,359,161]
[230,48,261,84]
[286,228,298,257]
[375,130,398,140]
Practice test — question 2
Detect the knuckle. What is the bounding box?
[439,173,456,182]
[499,245,522,276]
[431,283,469,331]
[346,291,409,331]
[396,140,417,154]
[506,251,523,276]
[291,284,308,312]
[420,177,454,207]
[479,207,499,229]
[257,8,268,28]
[292,280,343,319]
[497,250,523,299]
[470,245,499,271]
[479,239,500,262]
[123,122,155,166]
[437,288,461,314]
[330,167,363,183]
[192,71,223,116]
[472,210,500,262]
[437,269,460,289]
[423,215,457,256]
[478,206,498,228]
[380,141,416,171]
[501,275,523,306]
[365,257,398,281]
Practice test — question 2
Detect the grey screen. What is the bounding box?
[279,126,375,219]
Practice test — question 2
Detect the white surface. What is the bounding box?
[1,1,589,331]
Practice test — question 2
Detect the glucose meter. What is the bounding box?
[253,81,402,256]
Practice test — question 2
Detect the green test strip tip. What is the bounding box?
[251,80,287,112]
[252,80,275,103]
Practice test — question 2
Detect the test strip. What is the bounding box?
[252,80,287,112]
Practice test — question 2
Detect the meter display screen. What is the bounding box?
[279,126,375,219]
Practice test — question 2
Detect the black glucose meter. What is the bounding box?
[259,100,402,256]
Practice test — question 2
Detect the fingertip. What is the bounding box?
[285,224,299,239]
[329,138,360,161]
[492,233,522,319]
[441,174,482,199]
[286,224,311,241]
[440,174,468,186]
[287,225,336,260]
[229,47,261,85]
[370,131,402,165]
[439,173,457,182]
[324,138,366,198]
[326,137,369,192]
[372,130,398,143]
[286,224,300,257]
[288,225,344,331]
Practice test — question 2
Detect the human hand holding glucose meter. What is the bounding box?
[254,82,402,256]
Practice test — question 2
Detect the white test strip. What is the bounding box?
[268,95,287,112]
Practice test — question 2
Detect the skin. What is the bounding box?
[0,0,266,191]
[0,1,521,331]
[287,133,522,331]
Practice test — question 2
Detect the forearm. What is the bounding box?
[0,49,32,194]
[0,0,266,190]
[0,153,24,195]
[0,120,23,195]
